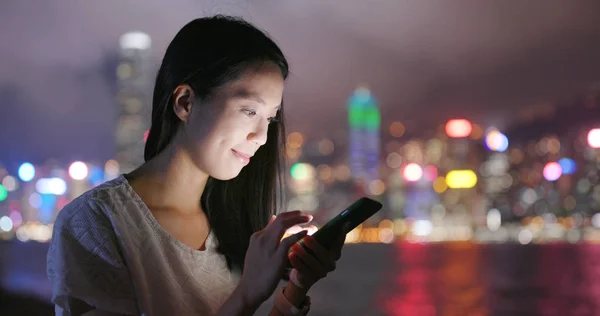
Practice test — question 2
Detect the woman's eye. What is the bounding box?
[243,109,257,116]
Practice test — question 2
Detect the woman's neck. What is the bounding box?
[126,143,209,215]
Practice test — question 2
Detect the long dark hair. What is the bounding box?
[144,16,289,272]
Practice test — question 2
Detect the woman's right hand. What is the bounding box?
[237,210,313,307]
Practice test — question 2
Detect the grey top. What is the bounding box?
[47,175,241,315]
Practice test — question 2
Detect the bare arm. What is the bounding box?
[215,283,263,316]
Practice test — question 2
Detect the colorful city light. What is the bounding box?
[485,130,509,152]
[588,128,600,148]
[402,163,423,182]
[445,170,478,189]
[445,119,472,138]
[68,161,89,180]
[18,162,35,182]
[543,162,562,181]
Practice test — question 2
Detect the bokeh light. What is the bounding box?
[9,211,22,228]
[291,163,315,181]
[35,178,67,195]
[487,209,501,231]
[558,158,577,175]
[402,163,423,182]
[485,130,509,152]
[0,184,7,201]
[433,177,448,193]
[316,165,333,182]
[287,132,304,149]
[445,119,472,138]
[386,152,403,169]
[588,128,600,148]
[423,165,438,182]
[334,165,351,182]
[2,175,18,192]
[368,179,386,195]
[0,216,13,232]
[389,121,405,138]
[69,161,89,180]
[446,170,478,189]
[543,162,562,181]
[318,139,334,155]
[18,162,35,182]
[104,159,120,179]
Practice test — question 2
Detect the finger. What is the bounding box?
[285,225,305,235]
[266,211,312,244]
[269,215,277,225]
[288,253,317,283]
[284,224,318,238]
[291,243,330,277]
[278,230,308,256]
[302,236,336,267]
[305,225,318,236]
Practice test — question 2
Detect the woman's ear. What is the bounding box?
[172,84,196,122]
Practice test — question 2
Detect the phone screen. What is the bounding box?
[286,197,383,269]
[310,197,383,249]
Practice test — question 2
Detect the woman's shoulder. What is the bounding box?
[47,176,139,314]
[54,175,131,231]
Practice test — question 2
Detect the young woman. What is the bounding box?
[47,15,345,316]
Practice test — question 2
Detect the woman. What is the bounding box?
[47,15,345,316]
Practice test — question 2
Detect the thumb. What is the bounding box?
[269,215,277,225]
[278,230,308,255]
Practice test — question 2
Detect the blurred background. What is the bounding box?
[2,1,600,315]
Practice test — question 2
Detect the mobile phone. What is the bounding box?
[286,197,383,268]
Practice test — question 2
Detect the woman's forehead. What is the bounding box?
[218,67,284,107]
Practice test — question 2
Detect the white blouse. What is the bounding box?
[47,175,241,315]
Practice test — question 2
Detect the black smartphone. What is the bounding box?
[286,197,383,268]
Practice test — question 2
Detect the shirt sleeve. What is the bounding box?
[47,197,138,315]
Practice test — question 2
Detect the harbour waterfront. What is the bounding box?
[3,241,600,315]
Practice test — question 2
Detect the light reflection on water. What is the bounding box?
[3,241,600,315]
[378,242,600,316]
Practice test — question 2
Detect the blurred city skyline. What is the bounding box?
[2,3,600,314]
[2,1,600,164]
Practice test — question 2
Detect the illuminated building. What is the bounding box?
[114,31,153,173]
[347,86,381,190]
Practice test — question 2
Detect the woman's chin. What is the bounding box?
[210,168,243,181]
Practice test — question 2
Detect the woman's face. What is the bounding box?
[181,62,284,180]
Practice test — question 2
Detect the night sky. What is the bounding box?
[1,1,600,166]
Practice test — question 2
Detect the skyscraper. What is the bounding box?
[347,86,381,190]
[114,32,153,173]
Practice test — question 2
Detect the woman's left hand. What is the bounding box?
[287,232,345,289]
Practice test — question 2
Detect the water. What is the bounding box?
[263,242,600,315]
[3,241,600,315]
